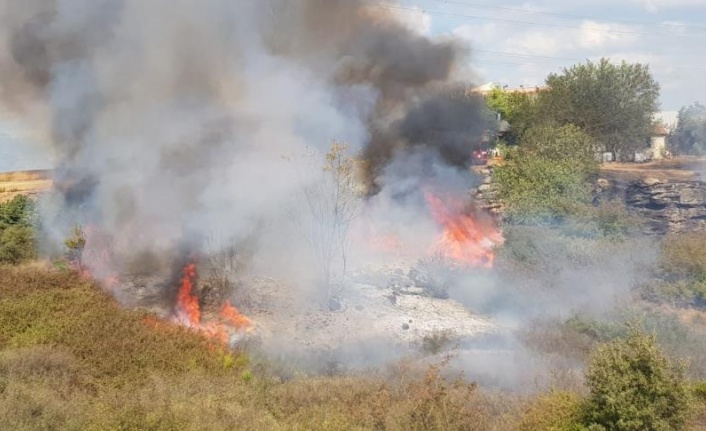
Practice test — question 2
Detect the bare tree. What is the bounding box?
[292,142,363,308]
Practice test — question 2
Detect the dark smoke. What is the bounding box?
[0,0,489,299]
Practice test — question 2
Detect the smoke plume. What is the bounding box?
[0,0,489,292]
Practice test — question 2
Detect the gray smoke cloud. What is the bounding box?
[0,0,490,294]
[0,1,664,393]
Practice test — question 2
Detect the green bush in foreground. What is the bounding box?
[582,327,693,431]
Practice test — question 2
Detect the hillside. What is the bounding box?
[0,264,521,430]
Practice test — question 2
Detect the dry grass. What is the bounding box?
[0,169,52,203]
[0,263,534,430]
[4,263,706,429]
[599,157,706,183]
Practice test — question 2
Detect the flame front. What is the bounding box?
[174,262,253,343]
[175,263,201,325]
[424,190,504,268]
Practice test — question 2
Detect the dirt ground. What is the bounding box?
[0,169,52,202]
[599,157,706,183]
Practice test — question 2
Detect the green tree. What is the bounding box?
[0,194,35,229]
[0,195,37,264]
[485,87,540,144]
[494,124,598,223]
[542,59,660,160]
[583,327,692,431]
[672,102,706,155]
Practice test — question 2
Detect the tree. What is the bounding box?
[0,195,37,264]
[293,142,363,309]
[494,124,598,223]
[583,327,692,431]
[542,59,660,160]
[64,225,86,269]
[672,102,706,155]
[485,87,541,144]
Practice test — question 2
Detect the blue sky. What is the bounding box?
[394,0,706,111]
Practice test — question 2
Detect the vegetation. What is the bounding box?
[295,141,362,306]
[494,124,598,223]
[672,102,706,156]
[0,195,37,264]
[641,232,706,309]
[541,59,660,159]
[0,264,521,430]
[582,328,693,430]
[487,60,655,234]
[485,87,538,144]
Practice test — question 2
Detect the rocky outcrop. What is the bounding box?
[473,168,502,215]
[625,178,706,235]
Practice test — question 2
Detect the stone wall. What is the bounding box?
[624,178,706,235]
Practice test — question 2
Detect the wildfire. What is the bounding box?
[423,190,504,268]
[173,262,253,344]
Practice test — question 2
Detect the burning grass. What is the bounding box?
[0,263,526,430]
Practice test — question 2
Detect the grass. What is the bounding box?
[3,261,705,429]
[0,263,524,430]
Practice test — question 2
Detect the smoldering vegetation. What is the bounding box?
[2,4,706,421]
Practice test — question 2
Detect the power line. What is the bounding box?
[473,49,706,72]
[427,0,706,32]
[376,3,706,39]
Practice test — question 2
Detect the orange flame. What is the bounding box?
[221,301,253,331]
[424,190,503,268]
[174,262,253,344]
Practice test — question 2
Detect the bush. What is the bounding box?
[582,327,693,430]
[645,233,706,308]
[519,390,583,431]
[494,125,598,223]
[0,195,37,264]
[661,233,706,280]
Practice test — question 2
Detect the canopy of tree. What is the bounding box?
[487,58,660,160]
[672,102,706,156]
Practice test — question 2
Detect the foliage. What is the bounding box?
[661,232,706,280]
[542,58,660,160]
[0,195,37,264]
[672,102,706,155]
[0,264,515,430]
[64,225,86,268]
[582,327,693,430]
[519,390,583,431]
[494,125,598,223]
[486,87,540,144]
[644,232,706,308]
[562,200,638,241]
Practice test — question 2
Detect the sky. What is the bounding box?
[3,0,706,172]
[394,0,706,111]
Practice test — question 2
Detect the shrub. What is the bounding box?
[0,195,37,264]
[519,390,583,431]
[660,233,706,280]
[582,327,693,430]
[645,232,706,308]
[494,125,598,223]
